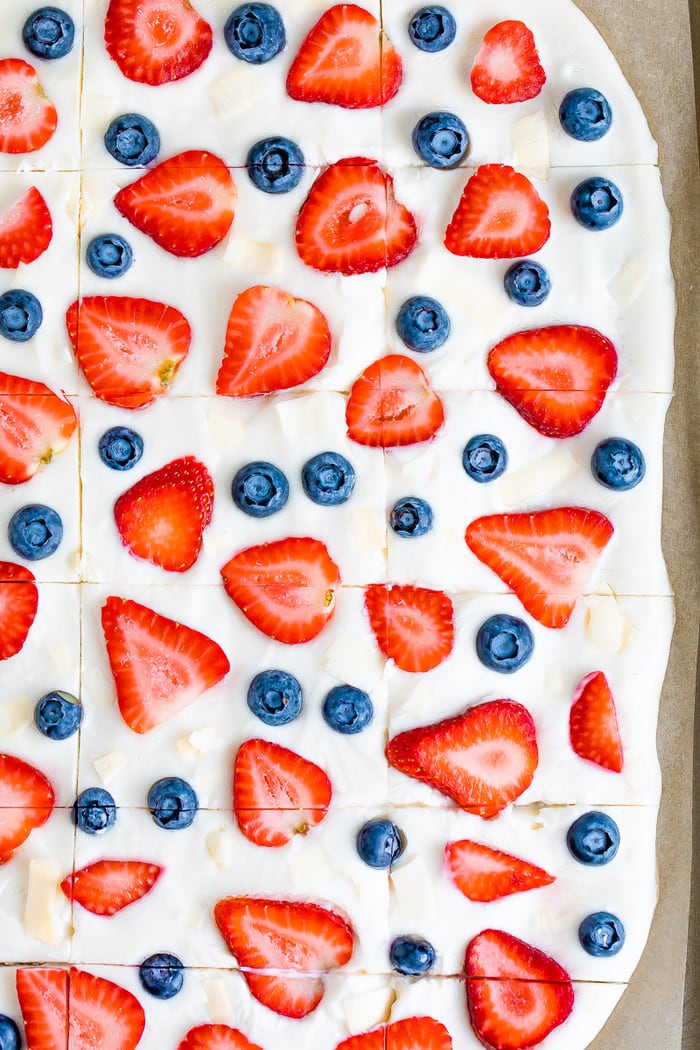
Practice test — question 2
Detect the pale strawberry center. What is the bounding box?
[0,88,24,123]
[485,45,521,82]
[144,8,182,49]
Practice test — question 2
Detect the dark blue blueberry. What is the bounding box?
[86,234,133,279]
[408,6,456,52]
[322,684,373,734]
[390,496,433,538]
[571,176,623,230]
[148,777,198,830]
[246,136,304,193]
[412,111,468,168]
[578,912,625,957]
[247,669,303,726]
[104,114,160,166]
[356,818,405,869]
[559,88,612,142]
[476,614,534,674]
[504,260,551,307]
[567,811,620,866]
[232,461,289,517]
[0,290,43,342]
[591,438,645,491]
[462,434,507,483]
[34,690,83,740]
[224,4,285,64]
[389,934,436,975]
[72,787,117,835]
[396,295,451,352]
[9,504,63,561]
[139,953,184,999]
[0,1015,20,1050]
[23,7,75,60]
[98,426,144,471]
[301,452,355,507]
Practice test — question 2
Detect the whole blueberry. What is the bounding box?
[247,136,304,193]
[567,811,620,866]
[247,669,303,726]
[578,912,625,957]
[139,953,184,999]
[0,1015,20,1050]
[322,684,373,734]
[412,111,469,168]
[148,777,198,830]
[571,176,623,230]
[389,934,436,975]
[591,438,645,491]
[559,88,612,142]
[34,690,83,740]
[72,787,117,835]
[356,818,405,869]
[86,234,133,279]
[0,290,43,342]
[504,260,551,307]
[408,6,456,52]
[390,496,433,538]
[462,434,508,483]
[224,4,285,63]
[476,614,534,673]
[98,426,144,471]
[396,295,451,352]
[301,452,356,507]
[9,504,63,561]
[23,7,75,60]
[232,461,289,517]
[104,113,160,166]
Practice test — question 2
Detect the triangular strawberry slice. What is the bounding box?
[215,285,331,397]
[114,150,237,258]
[364,583,454,672]
[15,968,68,1049]
[0,186,52,268]
[220,537,341,644]
[337,1017,453,1050]
[105,0,213,85]
[101,595,229,733]
[287,4,401,108]
[0,561,38,661]
[0,753,54,862]
[178,1026,264,1050]
[296,157,416,275]
[444,839,555,902]
[61,859,162,916]
[471,21,546,104]
[234,738,332,847]
[465,507,614,629]
[0,59,57,154]
[0,371,77,484]
[346,355,444,448]
[487,326,618,437]
[445,164,550,259]
[569,670,624,772]
[386,699,538,816]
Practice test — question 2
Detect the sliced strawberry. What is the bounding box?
[114,151,236,258]
[105,0,213,85]
[335,1029,384,1050]
[0,186,52,268]
[65,296,191,409]
[465,507,614,629]
[61,859,162,916]
[0,371,77,484]
[113,456,214,573]
[0,753,54,863]
[364,583,454,672]
[386,699,538,817]
[15,968,68,1049]
[287,4,401,108]
[0,59,57,155]
[296,157,416,275]
[444,840,555,902]
[215,285,331,397]
[336,1017,453,1050]
[346,355,444,448]
[214,897,354,1017]
[101,595,229,732]
[466,930,574,1050]
[445,165,550,259]
[178,1026,264,1050]
[220,537,340,644]
[0,561,38,661]
[487,326,617,437]
[234,738,332,847]
[569,670,623,772]
[471,21,546,104]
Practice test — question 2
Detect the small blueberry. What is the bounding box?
[72,787,117,835]
[0,1015,21,1050]
[23,7,75,60]
[34,690,83,740]
[476,614,534,673]
[559,88,612,142]
[104,114,160,166]
[412,111,469,168]
[232,461,289,517]
[396,295,451,352]
[247,669,303,726]
[578,912,625,957]
[247,136,304,193]
[462,434,508,483]
[322,684,373,734]
[591,438,645,491]
[139,953,184,999]
[408,6,456,52]
[504,260,551,306]
[86,234,133,279]
[301,452,356,507]
[148,777,198,830]
[224,4,286,64]
[0,290,43,342]
[9,504,63,561]
[390,496,434,538]
[98,426,144,471]
[567,811,620,866]
[389,934,436,975]
[571,176,623,230]
[356,818,405,869]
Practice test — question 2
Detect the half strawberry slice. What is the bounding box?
[364,583,454,672]
[0,186,52,268]
[445,164,550,259]
[105,0,213,85]
[0,59,57,154]
[569,670,623,772]
[61,859,163,916]
[444,839,555,902]
[0,561,38,661]
[178,1026,264,1050]
[346,355,444,448]
[0,753,54,862]
[336,1017,453,1050]
[471,21,546,104]
[0,371,77,484]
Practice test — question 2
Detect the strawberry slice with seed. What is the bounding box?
[61,859,162,916]
[445,164,550,259]
[569,670,623,772]
[0,186,52,267]
[178,1026,264,1050]
[336,1017,453,1050]
[346,355,444,448]
[0,561,39,661]
[444,839,555,902]
[0,371,77,484]
[0,753,54,862]
[105,0,213,85]
[471,21,546,104]
[364,583,454,672]
[0,59,57,154]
